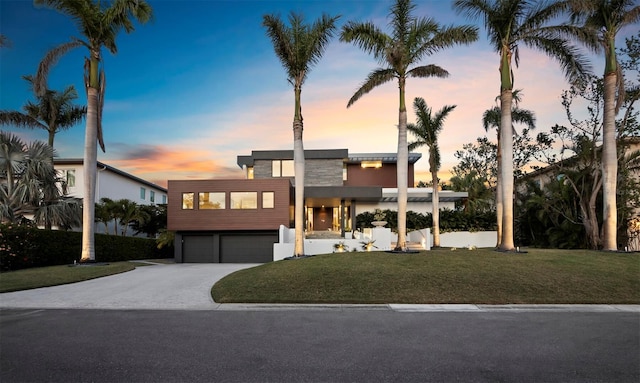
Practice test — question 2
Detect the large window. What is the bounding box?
[199,192,225,209]
[230,192,257,209]
[182,193,194,209]
[262,191,274,209]
[272,160,294,177]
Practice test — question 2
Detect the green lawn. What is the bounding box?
[0,262,136,293]
[211,248,640,304]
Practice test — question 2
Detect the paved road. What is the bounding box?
[1,308,638,382]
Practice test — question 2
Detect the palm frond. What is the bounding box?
[33,40,83,96]
[0,111,45,130]
[347,68,396,108]
[340,21,389,62]
[407,64,449,79]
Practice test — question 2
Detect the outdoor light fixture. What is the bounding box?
[361,160,382,168]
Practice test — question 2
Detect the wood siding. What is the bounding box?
[344,163,415,187]
[168,179,291,231]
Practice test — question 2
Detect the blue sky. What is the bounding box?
[1,0,635,187]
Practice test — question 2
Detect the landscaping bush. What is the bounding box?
[0,224,173,271]
[356,209,497,232]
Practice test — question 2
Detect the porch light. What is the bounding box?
[361,160,382,168]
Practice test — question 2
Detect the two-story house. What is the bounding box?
[168,149,467,263]
[55,159,168,235]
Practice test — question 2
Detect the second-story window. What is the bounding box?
[150,190,155,203]
[140,187,146,200]
[182,193,194,209]
[66,169,76,187]
[272,160,294,177]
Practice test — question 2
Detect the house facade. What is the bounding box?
[55,159,168,235]
[168,149,467,263]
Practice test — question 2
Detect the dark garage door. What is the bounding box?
[220,234,276,263]
[182,235,215,263]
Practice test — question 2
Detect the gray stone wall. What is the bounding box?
[252,159,343,186]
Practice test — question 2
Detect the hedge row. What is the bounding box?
[355,209,497,233]
[0,224,173,271]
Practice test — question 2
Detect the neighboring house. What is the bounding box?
[168,149,467,263]
[55,159,168,235]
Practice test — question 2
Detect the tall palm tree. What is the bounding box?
[482,89,536,246]
[454,0,591,251]
[263,12,340,257]
[0,77,85,158]
[567,0,640,251]
[341,0,478,251]
[34,0,153,261]
[407,97,456,247]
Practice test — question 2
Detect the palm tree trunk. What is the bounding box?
[395,77,408,251]
[495,135,503,247]
[432,169,439,247]
[602,72,617,251]
[80,86,98,261]
[293,84,305,257]
[499,89,515,251]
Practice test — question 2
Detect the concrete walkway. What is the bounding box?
[1,263,639,312]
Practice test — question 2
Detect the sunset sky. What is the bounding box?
[1,0,634,188]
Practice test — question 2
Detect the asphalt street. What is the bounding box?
[1,308,638,382]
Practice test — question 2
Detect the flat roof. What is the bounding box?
[237,149,422,168]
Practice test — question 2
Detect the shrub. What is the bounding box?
[0,224,173,271]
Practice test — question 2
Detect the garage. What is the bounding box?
[220,234,277,263]
[180,232,277,263]
[182,235,215,263]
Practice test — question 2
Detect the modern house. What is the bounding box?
[55,159,167,235]
[168,149,467,263]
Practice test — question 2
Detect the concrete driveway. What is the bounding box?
[0,262,258,310]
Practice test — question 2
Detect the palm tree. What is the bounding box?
[341,0,478,251]
[567,0,640,251]
[0,77,85,158]
[407,97,457,247]
[34,0,153,261]
[0,131,81,227]
[482,89,536,246]
[454,0,591,251]
[263,12,340,257]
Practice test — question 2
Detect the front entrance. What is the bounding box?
[313,206,333,231]
[307,205,353,233]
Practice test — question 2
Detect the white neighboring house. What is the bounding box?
[55,159,167,236]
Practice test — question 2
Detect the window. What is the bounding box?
[343,164,347,181]
[150,190,155,203]
[230,192,257,209]
[182,193,194,209]
[247,166,254,179]
[162,195,167,204]
[272,160,294,177]
[199,192,225,209]
[262,192,274,209]
[140,187,146,200]
[66,169,76,187]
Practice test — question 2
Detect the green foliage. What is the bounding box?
[0,224,173,271]
[356,209,496,233]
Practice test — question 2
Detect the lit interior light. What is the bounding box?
[361,161,382,168]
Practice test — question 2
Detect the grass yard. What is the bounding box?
[211,248,640,304]
[0,262,136,293]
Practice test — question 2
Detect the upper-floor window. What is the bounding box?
[230,192,257,209]
[162,195,167,204]
[140,187,146,200]
[272,160,294,177]
[65,169,76,187]
[262,191,274,209]
[247,166,254,179]
[199,192,225,209]
[182,192,194,209]
[343,164,347,181]
[150,190,155,203]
